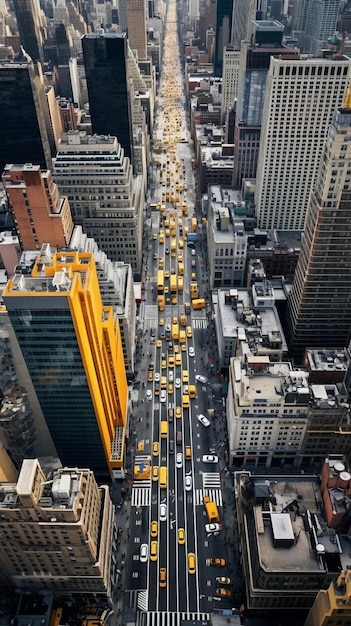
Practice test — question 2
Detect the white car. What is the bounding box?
[175,377,181,389]
[160,503,167,521]
[197,414,210,427]
[140,543,148,562]
[205,523,222,534]
[154,372,160,382]
[202,454,218,464]
[146,390,153,401]
[160,390,167,403]
[176,452,183,468]
[195,375,208,384]
[169,370,174,383]
[189,347,195,357]
[185,475,192,491]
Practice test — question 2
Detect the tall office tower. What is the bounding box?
[232,0,262,48]
[0,59,52,175]
[53,132,144,276]
[118,0,128,31]
[286,93,351,357]
[214,0,234,76]
[82,33,133,160]
[3,248,128,481]
[233,20,289,187]
[13,0,46,64]
[0,459,117,596]
[294,0,340,55]
[221,45,240,124]
[255,55,351,231]
[127,0,147,59]
[2,164,73,251]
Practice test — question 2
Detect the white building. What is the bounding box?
[227,357,310,468]
[255,54,351,231]
[53,131,144,277]
[294,0,340,56]
[220,45,240,123]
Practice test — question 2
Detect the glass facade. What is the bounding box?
[82,33,133,159]
[8,306,109,479]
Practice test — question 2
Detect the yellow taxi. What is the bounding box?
[153,441,159,456]
[151,520,158,537]
[152,466,159,482]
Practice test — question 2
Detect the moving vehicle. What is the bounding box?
[176,430,182,445]
[185,446,191,460]
[202,454,218,464]
[188,552,196,574]
[182,370,189,383]
[146,390,152,401]
[182,394,190,409]
[203,496,220,522]
[140,544,148,562]
[188,384,197,399]
[178,528,185,545]
[209,558,226,567]
[175,377,181,388]
[198,414,210,427]
[189,347,195,357]
[160,568,167,588]
[169,440,174,454]
[160,390,167,403]
[150,541,158,561]
[157,295,165,311]
[176,452,183,468]
[160,421,168,439]
[152,466,159,482]
[216,577,231,585]
[160,466,167,488]
[185,475,192,491]
[157,270,164,294]
[195,374,208,384]
[151,521,158,537]
[160,503,167,521]
[215,588,232,599]
[176,406,182,419]
[205,523,222,534]
[186,326,192,338]
[153,441,159,456]
[192,298,205,310]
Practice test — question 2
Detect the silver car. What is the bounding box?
[197,413,210,427]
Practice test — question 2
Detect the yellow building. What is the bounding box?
[3,245,128,480]
[305,570,351,626]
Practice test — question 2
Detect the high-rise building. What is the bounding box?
[294,0,340,55]
[3,247,128,481]
[82,32,133,159]
[232,0,265,49]
[214,0,233,76]
[305,570,351,626]
[0,459,117,596]
[13,0,46,64]
[220,45,240,124]
[127,0,147,60]
[286,93,351,357]
[2,164,73,251]
[53,131,144,276]
[255,55,351,231]
[0,59,53,175]
[232,20,290,187]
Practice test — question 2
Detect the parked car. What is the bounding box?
[189,347,195,357]
[202,454,218,463]
[216,577,231,585]
[197,414,210,427]
[140,544,148,562]
[209,558,226,567]
[195,374,208,384]
[215,588,232,599]
[146,390,153,401]
[205,523,222,534]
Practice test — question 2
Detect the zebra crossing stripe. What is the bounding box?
[195,488,223,506]
[131,487,151,507]
[139,612,210,626]
[137,590,148,612]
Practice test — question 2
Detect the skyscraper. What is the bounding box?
[220,45,240,124]
[232,20,290,187]
[3,247,128,481]
[294,0,340,55]
[2,164,73,251]
[214,0,233,76]
[255,55,351,231]
[82,32,133,159]
[127,0,147,59]
[286,92,351,357]
[53,131,144,275]
[13,0,46,64]
[0,59,52,175]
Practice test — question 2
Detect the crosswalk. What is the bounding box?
[142,317,208,330]
[202,472,222,490]
[131,487,151,507]
[195,488,222,506]
[137,612,211,626]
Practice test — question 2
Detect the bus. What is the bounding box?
[160,466,167,488]
[178,276,183,292]
[192,298,206,310]
[170,274,177,293]
[160,421,168,439]
[203,496,220,522]
[172,323,179,341]
[157,270,164,294]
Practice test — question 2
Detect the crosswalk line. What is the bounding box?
[131,487,151,507]
[202,472,222,489]
[195,488,223,506]
[137,612,211,626]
